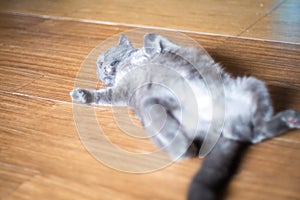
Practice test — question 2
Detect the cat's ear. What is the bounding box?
[143,33,180,57]
[119,34,132,46]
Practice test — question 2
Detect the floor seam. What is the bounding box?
[3,174,41,200]
[238,0,288,37]
[0,89,72,105]
[0,162,40,200]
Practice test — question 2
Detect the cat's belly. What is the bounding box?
[176,81,214,137]
[221,76,272,141]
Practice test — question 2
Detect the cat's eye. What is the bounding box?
[98,61,103,67]
[111,60,119,66]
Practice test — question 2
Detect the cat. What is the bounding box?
[70,33,300,200]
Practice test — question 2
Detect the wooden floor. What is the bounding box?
[0,0,300,199]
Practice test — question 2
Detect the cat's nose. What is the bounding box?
[107,67,116,75]
[103,66,110,74]
[106,68,112,74]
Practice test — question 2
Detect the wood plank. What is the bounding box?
[242,0,300,44]
[0,0,286,40]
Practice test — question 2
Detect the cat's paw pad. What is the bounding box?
[70,88,93,104]
[281,110,300,129]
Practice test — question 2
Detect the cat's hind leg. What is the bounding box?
[188,137,247,200]
[252,109,300,143]
[223,77,299,143]
[241,78,300,143]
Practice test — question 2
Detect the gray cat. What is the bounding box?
[70,33,300,200]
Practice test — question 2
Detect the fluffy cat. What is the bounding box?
[70,33,300,200]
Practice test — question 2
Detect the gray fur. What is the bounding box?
[71,33,300,200]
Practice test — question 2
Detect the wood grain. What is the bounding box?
[0,163,39,199]
[0,3,300,200]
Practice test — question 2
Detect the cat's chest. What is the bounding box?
[130,53,148,65]
[114,50,149,84]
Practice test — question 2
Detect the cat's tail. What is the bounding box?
[188,137,248,200]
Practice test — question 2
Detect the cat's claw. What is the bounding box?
[281,110,300,129]
[70,88,93,104]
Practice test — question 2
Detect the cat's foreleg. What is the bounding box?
[70,88,126,106]
[252,109,300,143]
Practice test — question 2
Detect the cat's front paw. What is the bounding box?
[281,110,300,129]
[70,88,93,104]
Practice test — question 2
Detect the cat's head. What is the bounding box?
[97,34,136,86]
